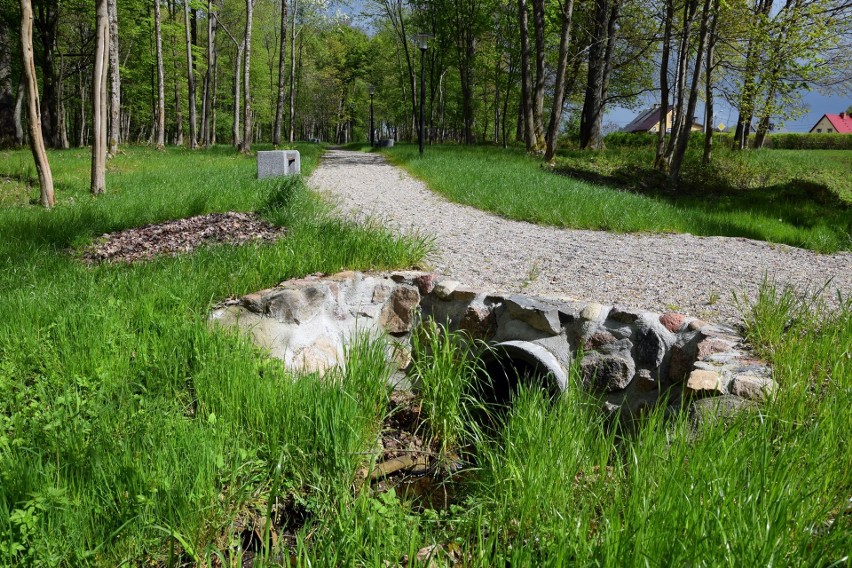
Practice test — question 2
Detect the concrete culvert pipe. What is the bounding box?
[477,341,568,405]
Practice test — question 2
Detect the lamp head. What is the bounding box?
[416,33,432,51]
[368,85,375,95]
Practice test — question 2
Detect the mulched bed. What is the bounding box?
[82,212,286,264]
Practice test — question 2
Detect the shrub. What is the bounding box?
[765,133,852,150]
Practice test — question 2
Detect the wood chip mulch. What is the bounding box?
[82,212,286,264]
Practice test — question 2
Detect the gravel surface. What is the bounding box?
[309,149,851,324]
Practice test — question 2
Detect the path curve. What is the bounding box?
[308,149,851,323]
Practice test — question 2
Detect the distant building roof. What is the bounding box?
[622,105,671,133]
[810,112,852,133]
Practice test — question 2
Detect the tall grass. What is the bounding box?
[383,144,851,253]
[0,144,428,565]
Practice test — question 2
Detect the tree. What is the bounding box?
[154,0,166,148]
[241,0,253,152]
[107,0,119,155]
[91,0,109,194]
[544,0,576,161]
[273,0,288,144]
[20,0,54,206]
[184,0,198,147]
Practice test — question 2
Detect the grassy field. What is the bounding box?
[1,145,850,566]
[381,143,851,253]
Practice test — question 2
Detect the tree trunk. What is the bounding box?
[241,0,253,152]
[531,0,546,147]
[21,0,54,207]
[33,0,60,147]
[665,0,697,162]
[579,0,614,150]
[184,0,197,148]
[108,0,120,155]
[211,49,218,144]
[91,0,110,195]
[654,0,673,170]
[154,0,166,149]
[518,0,536,150]
[668,0,710,187]
[15,81,25,145]
[287,0,297,143]
[702,0,719,165]
[168,0,184,146]
[201,0,215,146]
[733,0,773,150]
[273,0,288,145]
[544,0,575,162]
[0,19,15,146]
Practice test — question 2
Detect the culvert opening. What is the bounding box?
[476,341,568,406]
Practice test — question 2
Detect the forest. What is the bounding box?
[1,0,851,196]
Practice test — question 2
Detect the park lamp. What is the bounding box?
[416,34,432,157]
[368,84,375,96]
[369,85,376,146]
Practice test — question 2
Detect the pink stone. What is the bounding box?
[659,312,686,333]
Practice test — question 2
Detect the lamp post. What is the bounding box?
[369,85,375,147]
[416,33,432,157]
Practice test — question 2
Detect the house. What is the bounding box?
[809,112,852,133]
[622,104,704,133]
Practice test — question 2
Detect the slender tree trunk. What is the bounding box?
[78,68,87,146]
[33,0,60,147]
[702,0,719,165]
[233,47,242,147]
[91,0,110,195]
[20,0,54,207]
[734,0,773,150]
[211,49,218,144]
[544,0,576,162]
[518,0,536,150]
[154,0,166,148]
[168,0,184,145]
[579,0,612,150]
[201,0,215,145]
[241,0,253,152]
[665,0,697,161]
[531,0,546,147]
[15,81,25,145]
[654,0,673,170]
[184,0,197,148]
[287,0,297,142]
[273,0,288,144]
[108,0,120,155]
[668,0,710,187]
[0,21,16,145]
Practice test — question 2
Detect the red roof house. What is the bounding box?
[809,112,852,134]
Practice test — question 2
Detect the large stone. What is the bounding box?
[434,280,459,300]
[379,285,420,334]
[415,273,436,295]
[609,306,641,324]
[581,351,635,393]
[580,303,606,322]
[634,316,675,369]
[730,374,776,401]
[685,369,725,396]
[696,338,731,360]
[504,296,561,335]
[265,285,328,324]
[669,332,701,383]
[689,395,755,429]
[584,329,617,350]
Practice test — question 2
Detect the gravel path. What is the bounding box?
[309,149,851,323]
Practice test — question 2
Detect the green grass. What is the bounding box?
[1,144,849,566]
[0,144,428,565]
[381,143,852,253]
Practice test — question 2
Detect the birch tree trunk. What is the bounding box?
[273,0,288,145]
[184,0,197,148]
[287,0,297,142]
[531,0,546,147]
[15,81,25,145]
[154,0,166,148]
[544,0,575,162]
[108,0,120,155]
[91,0,110,195]
[241,0,253,152]
[20,0,55,207]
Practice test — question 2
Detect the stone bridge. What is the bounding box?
[210,271,774,415]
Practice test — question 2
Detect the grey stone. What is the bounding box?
[459,303,496,340]
[504,296,561,335]
[689,395,756,429]
[609,306,641,324]
[434,280,460,300]
[635,369,657,393]
[257,150,300,178]
[580,303,607,322]
[265,285,327,324]
[581,351,635,393]
[730,374,776,401]
[634,316,675,369]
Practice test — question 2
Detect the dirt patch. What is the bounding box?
[82,212,286,264]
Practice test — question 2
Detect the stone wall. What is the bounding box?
[210,271,774,414]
